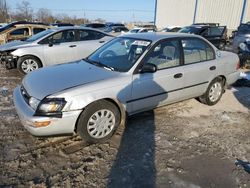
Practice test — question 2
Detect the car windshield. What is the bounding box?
[87,37,151,72]
[238,24,250,34]
[25,29,54,42]
[179,26,201,34]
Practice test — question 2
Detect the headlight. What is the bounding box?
[29,97,40,110]
[239,42,247,51]
[35,98,67,117]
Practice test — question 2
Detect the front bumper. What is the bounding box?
[13,86,82,136]
[227,71,240,86]
[0,53,17,69]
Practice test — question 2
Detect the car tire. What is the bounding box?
[77,100,121,143]
[17,55,42,75]
[199,77,224,106]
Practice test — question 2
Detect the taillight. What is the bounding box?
[236,61,240,70]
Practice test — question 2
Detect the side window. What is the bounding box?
[33,28,46,35]
[144,40,180,70]
[78,30,105,41]
[10,28,29,36]
[41,30,76,44]
[182,38,214,64]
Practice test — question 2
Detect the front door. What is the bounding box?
[129,39,184,114]
[42,30,78,65]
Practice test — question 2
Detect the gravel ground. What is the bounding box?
[0,66,250,188]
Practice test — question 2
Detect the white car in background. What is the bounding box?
[0,27,113,74]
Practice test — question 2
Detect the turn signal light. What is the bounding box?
[34,121,51,127]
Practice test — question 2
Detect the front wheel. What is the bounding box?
[17,55,42,75]
[199,77,224,106]
[77,100,121,143]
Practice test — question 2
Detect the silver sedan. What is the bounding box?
[13,32,240,143]
[0,26,113,74]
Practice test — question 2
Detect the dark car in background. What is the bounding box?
[82,23,107,31]
[232,22,250,53]
[51,23,74,27]
[179,23,227,50]
[104,26,129,36]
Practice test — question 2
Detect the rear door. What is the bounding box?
[180,37,217,100]
[130,39,185,114]
[7,27,30,42]
[75,29,112,59]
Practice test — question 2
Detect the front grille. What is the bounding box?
[20,86,30,104]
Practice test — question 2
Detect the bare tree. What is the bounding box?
[0,0,9,23]
[14,0,33,21]
[36,8,55,23]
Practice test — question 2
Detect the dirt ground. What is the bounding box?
[0,66,250,188]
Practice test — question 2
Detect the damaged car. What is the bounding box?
[13,32,240,143]
[0,21,51,45]
[0,26,113,74]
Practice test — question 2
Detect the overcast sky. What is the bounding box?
[8,0,156,22]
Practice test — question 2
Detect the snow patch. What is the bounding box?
[240,72,250,80]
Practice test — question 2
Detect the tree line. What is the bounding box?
[0,0,94,25]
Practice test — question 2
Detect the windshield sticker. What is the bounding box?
[132,40,150,46]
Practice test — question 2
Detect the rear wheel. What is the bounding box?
[199,77,224,106]
[77,100,121,143]
[17,55,42,75]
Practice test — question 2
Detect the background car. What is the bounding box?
[179,23,227,50]
[0,26,113,74]
[104,26,129,36]
[126,27,156,34]
[13,33,240,143]
[232,22,250,53]
[0,21,51,45]
[159,26,182,32]
[82,23,107,31]
[51,23,74,27]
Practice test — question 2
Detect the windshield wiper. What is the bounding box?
[84,58,115,71]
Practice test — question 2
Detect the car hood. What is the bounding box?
[22,60,119,100]
[0,40,33,52]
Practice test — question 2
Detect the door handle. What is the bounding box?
[69,45,77,48]
[174,73,183,79]
[99,41,105,43]
[209,66,216,70]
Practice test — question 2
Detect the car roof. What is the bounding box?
[120,32,201,41]
[49,26,106,32]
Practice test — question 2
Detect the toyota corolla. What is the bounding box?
[13,33,240,143]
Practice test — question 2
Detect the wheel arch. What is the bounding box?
[18,54,43,67]
[74,98,127,132]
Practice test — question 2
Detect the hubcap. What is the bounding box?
[21,59,39,73]
[209,82,222,102]
[87,109,115,139]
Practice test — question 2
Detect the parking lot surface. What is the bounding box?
[0,66,250,187]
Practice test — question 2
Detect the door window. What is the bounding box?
[144,40,180,70]
[33,28,46,35]
[182,39,215,64]
[10,28,29,36]
[41,30,76,44]
[78,30,105,41]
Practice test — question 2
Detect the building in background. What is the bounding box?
[155,0,250,30]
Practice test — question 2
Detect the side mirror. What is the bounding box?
[140,63,157,73]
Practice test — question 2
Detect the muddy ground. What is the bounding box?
[0,66,250,188]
